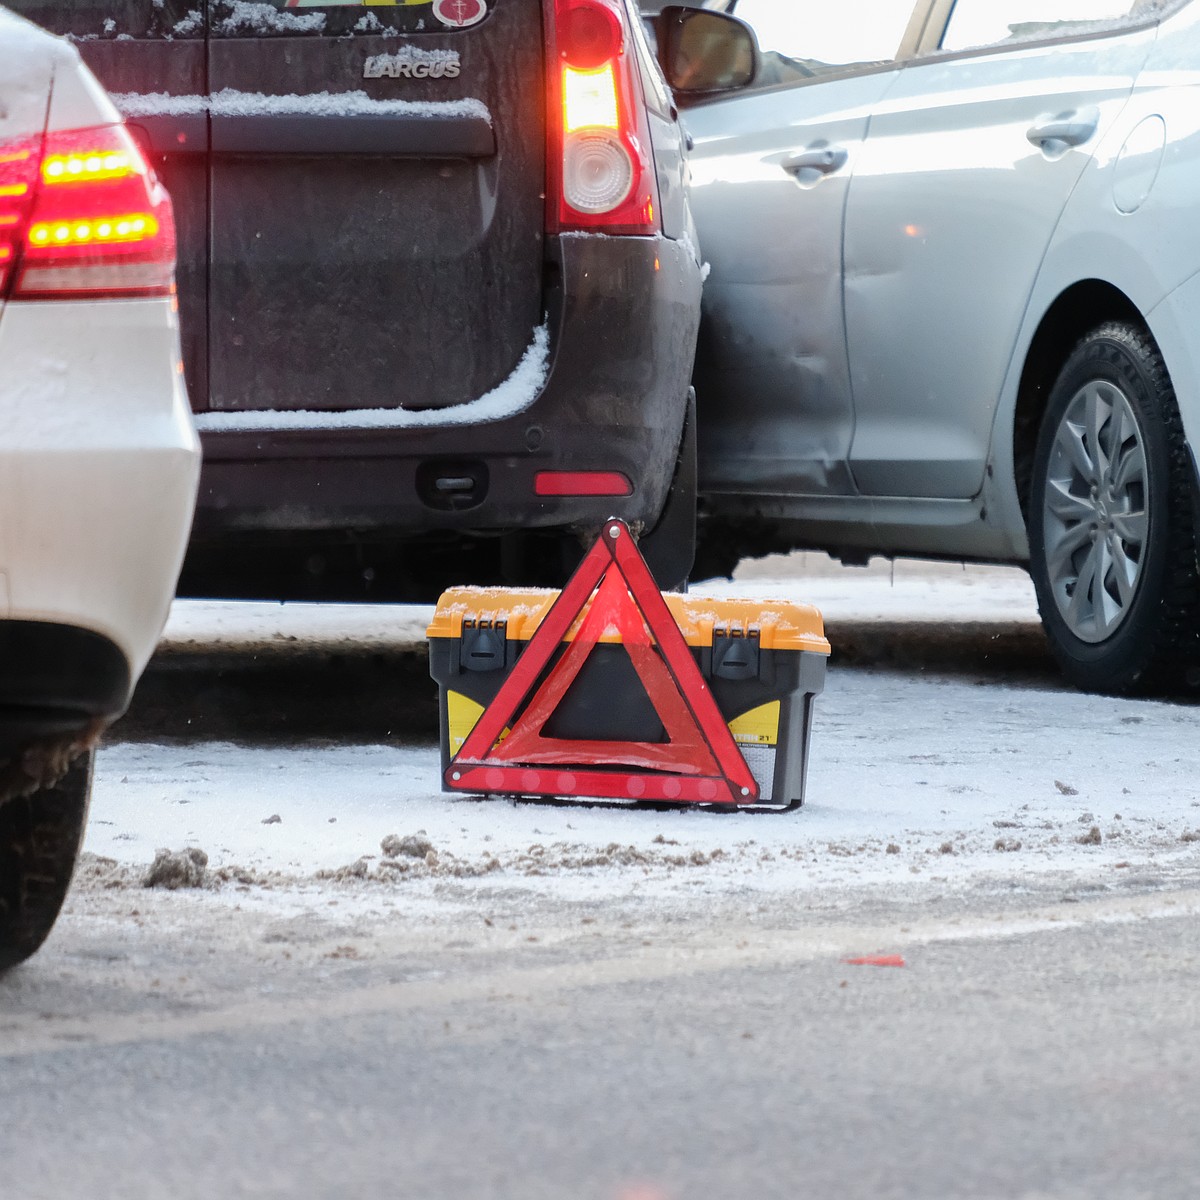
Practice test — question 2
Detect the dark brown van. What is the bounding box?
[17,0,703,596]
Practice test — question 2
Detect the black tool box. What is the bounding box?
[429,588,829,810]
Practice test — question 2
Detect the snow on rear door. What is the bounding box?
[206,0,545,414]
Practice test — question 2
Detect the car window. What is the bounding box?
[940,0,1154,52]
[2,0,203,38]
[727,0,917,88]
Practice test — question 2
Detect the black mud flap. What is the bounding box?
[638,387,697,593]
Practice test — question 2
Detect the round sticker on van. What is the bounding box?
[433,0,487,28]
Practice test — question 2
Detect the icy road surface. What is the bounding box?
[20,553,1200,1200]
[81,554,1200,909]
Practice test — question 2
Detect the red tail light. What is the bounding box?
[547,0,660,235]
[0,123,175,302]
[0,138,38,295]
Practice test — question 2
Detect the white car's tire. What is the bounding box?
[0,751,92,972]
[1029,322,1200,694]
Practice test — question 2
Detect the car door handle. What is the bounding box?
[781,145,848,176]
[1027,108,1100,151]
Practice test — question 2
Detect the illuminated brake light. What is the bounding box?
[0,123,175,301]
[29,213,158,247]
[547,0,660,235]
[0,137,37,293]
[563,64,620,133]
[42,149,137,185]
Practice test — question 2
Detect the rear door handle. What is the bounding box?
[781,145,848,176]
[1027,107,1100,151]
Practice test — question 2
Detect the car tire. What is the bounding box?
[638,388,697,593]
[1028,322,1200,694]
[0,751,93,972]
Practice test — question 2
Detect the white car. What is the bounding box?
[0,8,200,968]
[650,0,1200,695]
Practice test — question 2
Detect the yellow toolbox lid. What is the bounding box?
[428,586,829,655]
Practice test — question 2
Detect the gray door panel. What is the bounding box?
[685,70,900,499]
[844,28,1155,499]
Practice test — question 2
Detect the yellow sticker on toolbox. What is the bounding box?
[447,691,511,755]
[728,701,780,746]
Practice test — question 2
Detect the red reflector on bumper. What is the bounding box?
[535,470,632,497]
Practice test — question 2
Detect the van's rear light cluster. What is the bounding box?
[547,0,660,235]
[0,123,175,301]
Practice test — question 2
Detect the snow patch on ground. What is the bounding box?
[85,556,1200,913]
[87,671,1200,902]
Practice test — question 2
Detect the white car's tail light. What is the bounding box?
[547,0,660,234]
[0,138,39,295]
[0,123,175,301]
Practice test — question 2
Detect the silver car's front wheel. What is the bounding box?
[1029,322,1200,695]
[1042,378,1148,643]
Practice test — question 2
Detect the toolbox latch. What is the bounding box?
[712,627,761,682]
[460,619,508,672]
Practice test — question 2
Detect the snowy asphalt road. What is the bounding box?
[5,554,1200,1198]
[7,873,1200,1199]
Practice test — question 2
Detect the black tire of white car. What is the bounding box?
[1029,322,1200,695]
[0,751,93,971]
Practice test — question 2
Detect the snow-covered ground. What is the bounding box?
[84,555,1200,906]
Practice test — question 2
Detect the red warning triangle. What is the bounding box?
[446,519,758,805]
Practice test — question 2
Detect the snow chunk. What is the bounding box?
[144,846,209,890]
[218,2,325,35]
[174,9,203,36]
[194,325,550,434]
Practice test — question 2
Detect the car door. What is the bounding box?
[682,0,925,499]
[205,0,545,415]
[5,0,209,407]
[843,0,1158,500]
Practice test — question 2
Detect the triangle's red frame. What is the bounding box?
[446,519,758,805]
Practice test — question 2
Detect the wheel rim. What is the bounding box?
[1042,378,1149,644]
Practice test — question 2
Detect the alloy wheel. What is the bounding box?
[1041,378,1149,644]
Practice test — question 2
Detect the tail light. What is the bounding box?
[0,123,175,301]
[547,0,660,235]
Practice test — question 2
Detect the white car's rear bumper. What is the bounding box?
[0,297,199,738]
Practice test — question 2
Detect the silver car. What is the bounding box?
[648,0,1200,695]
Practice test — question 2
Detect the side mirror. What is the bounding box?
[654,6,758,96]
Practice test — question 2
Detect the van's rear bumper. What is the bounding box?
[180,233,702,600]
